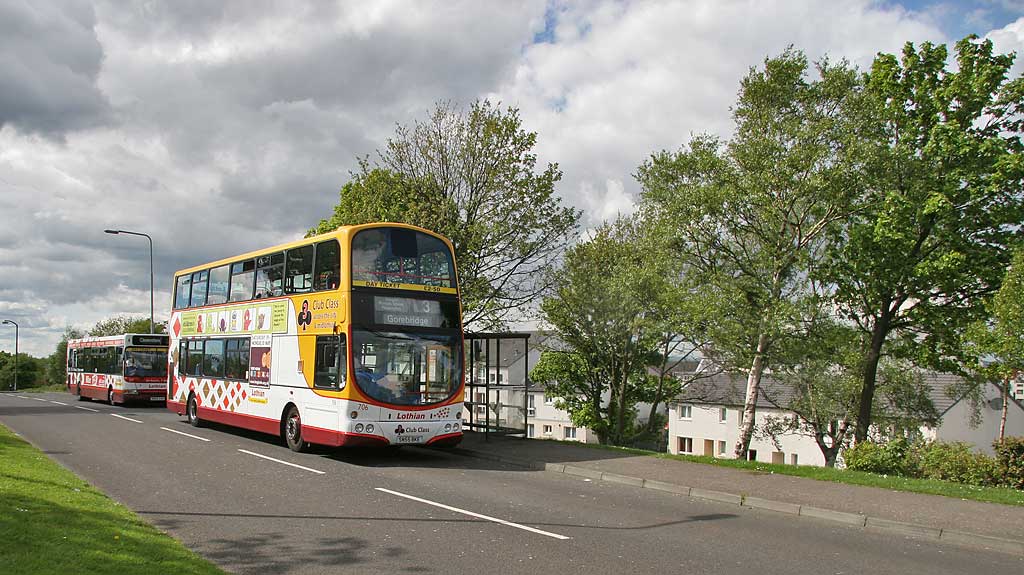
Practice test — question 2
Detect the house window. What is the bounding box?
[719,407,728,423]
[678,437,693,454]
[564,426,577,440]
[543,425,552,436]
[717,440,727,455]
[527,424,535,438]
[677,404,692,420]
[747,449,758,461]
[544,393,554,406]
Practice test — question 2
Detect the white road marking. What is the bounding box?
[30,397,48,402]
[111,413,144,424]
[49,400,68,406]
[160,427,210,442]
[16,395,30,399]
[74,405,99,412]
[375,487,571,540]
[238,449,326,474]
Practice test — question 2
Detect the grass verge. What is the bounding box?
[547,440,1024,507]
[20,384,68,393]
[0,424,226,575]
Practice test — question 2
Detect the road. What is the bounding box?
[1,391,1021,575]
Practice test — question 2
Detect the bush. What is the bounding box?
[994,436,1024,489]
[844,438,913,475]
[915,441,998,486]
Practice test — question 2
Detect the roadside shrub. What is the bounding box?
[844,438,913,475]
[915,441,998,486]
[993,437,1024,489]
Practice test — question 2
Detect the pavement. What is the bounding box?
[453,432,1024,556]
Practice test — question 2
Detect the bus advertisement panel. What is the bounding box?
[165,223,465,451]
[67,333,170,405]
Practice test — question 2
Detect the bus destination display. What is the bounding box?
[374,296,446,328]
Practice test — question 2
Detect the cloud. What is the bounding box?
[491,0,945,228]
[0,1,112,138]
[0,1,1012,356]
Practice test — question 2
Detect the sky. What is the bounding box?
[1,0,1023,357]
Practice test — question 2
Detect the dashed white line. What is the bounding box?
[74,405,99,412]
[160,427,210,442]
[49,400,68,406]
[375,487,571,540]
[111,413,144,424]
[16,395,30,399]
[30,397,48,402]
[237,449,325,474]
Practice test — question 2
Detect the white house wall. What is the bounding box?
[932,385,1024,455]
[668,403,826,467]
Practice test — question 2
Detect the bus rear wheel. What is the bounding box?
[187,395,203,427]
[283,406,307,453]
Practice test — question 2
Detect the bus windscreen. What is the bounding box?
[124,347,168,379]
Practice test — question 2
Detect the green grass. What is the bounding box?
[20,383,68,393]
[0,424,226,575]
[547,439,1024,507]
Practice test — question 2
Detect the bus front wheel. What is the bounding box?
[108,388,118,406]
[283,406,307,453]
[77,384,88,401]
[187,394,203,428]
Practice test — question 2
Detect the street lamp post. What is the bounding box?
[2,320,18,391]
[105,229,154,334]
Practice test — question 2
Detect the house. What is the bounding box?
[920,373,1024,453]
[667,371,825,465]
[667,370,1024,466]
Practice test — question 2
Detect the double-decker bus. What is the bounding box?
[166,223,465,451]
[67,333,170,404]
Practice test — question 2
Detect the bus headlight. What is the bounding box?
[453,422,460,431]
[444,423,452,432]
[354,423,364,433]
[365,424,374,433]
[455,411,461,420]
[350,411,359,419]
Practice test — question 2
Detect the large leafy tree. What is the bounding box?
[310,100,580,329]
[827,37,1024,442]
[638,49,865,458]
[534,216,721,446]
[532,217,660,445]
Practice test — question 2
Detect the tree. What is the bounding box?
[638,49,865,458]
[0,351,41,390]
[633,221,723,437]
[532,217,659,445]
[827,37,1024,443]
[964,248,1024,442]
[89,315,166,337]
[310,100,581,329]
[44,326,84,387]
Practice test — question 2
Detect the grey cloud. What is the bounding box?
[0,1,111,137]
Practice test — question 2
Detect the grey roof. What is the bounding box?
[671,370,798,409]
